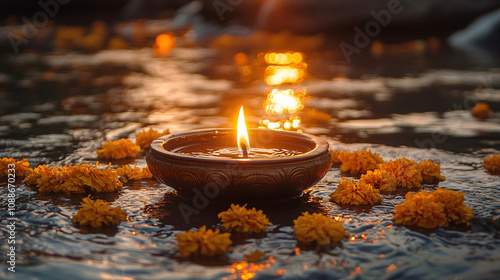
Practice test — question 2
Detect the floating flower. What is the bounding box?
[471,102,491,119]
[359,169,397,192]
[218,204,273,232]
[329,177,382,205]
[25,165,64,192]
[25,163,122,193]
[0,157,32,177]
[244,250,265,262]
[335,150,384,174]
[378,158,423,189]
[293,212,349,245]
[135,128,170,149]
[393,191,447,228]
[176,226,232,258]
[483,154,500,172]
[116,163,153,183]
[72,195,127,227]
[96,139,141,159]
[433,188,474,226]
[418,160,445,183]
[393,188,473,228]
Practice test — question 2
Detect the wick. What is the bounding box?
[240,143,249,157]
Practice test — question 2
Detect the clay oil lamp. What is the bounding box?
[146,107,331,202]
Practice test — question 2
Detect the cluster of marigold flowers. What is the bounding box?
[329,150,446,206]
[1,158,154,229]
[176,204,349,258]
[393,188,474,228]
[0,128,168,230]
[329,150,477,228]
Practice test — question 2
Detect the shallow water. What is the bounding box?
[1,43,500,280]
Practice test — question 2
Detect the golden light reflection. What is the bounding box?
[260,52,309,130]
[265,52,303,65]
[265,89,305,115]
[237,106,250,156]
[265,66,305,85]
[153,33,175,57]
[386,264,397,273]
[230,257,276,280]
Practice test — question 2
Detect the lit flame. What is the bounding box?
[153,33,175,57]
[237,106,250,156]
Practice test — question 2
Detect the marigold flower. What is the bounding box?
[335,150,384,174]
[218,204,273,232]
[483,154,500,172]
[0,158,32,177]
[329,177,382,205]
[135,128,170,149]
[393,188,473,228]
[433,188,474,226]
[471,102,491,119]
[72,195,127,227]
[359,169,397,192]
[176,226,232,258]
[244,250,265,262]
[293,212,349,245]
[116,163,152,183]
[378,158,423,189]
[25,163,122,193]
[25,165,66,192]
[96,139,141,159]
[418,160,445,183]
[393,191,447,228]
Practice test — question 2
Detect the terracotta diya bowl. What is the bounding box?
[146,128,331,201]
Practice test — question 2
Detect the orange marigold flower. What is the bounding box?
[72,195,127,227]
[433,188,474,226]
[176,226,232,258]
[293,212,349,245]
[25,163,122,193]
[25,165,67,192]
[244,250,265,262]
[393,189,473,228]
[135,128,170,149]
[393,191,447,228]
[96,139,141,159]
[335,150,384,174]
[483,154,500,172]
[418,160,446,183]
[359,169,397,192]
[115,163,152,183]
[218,204,273,232]
[0,157,33,177]
[471,102,491,119]
[329,177,382,205]
[378,158,423,189]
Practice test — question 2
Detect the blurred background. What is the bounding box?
[1,2,500,280]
